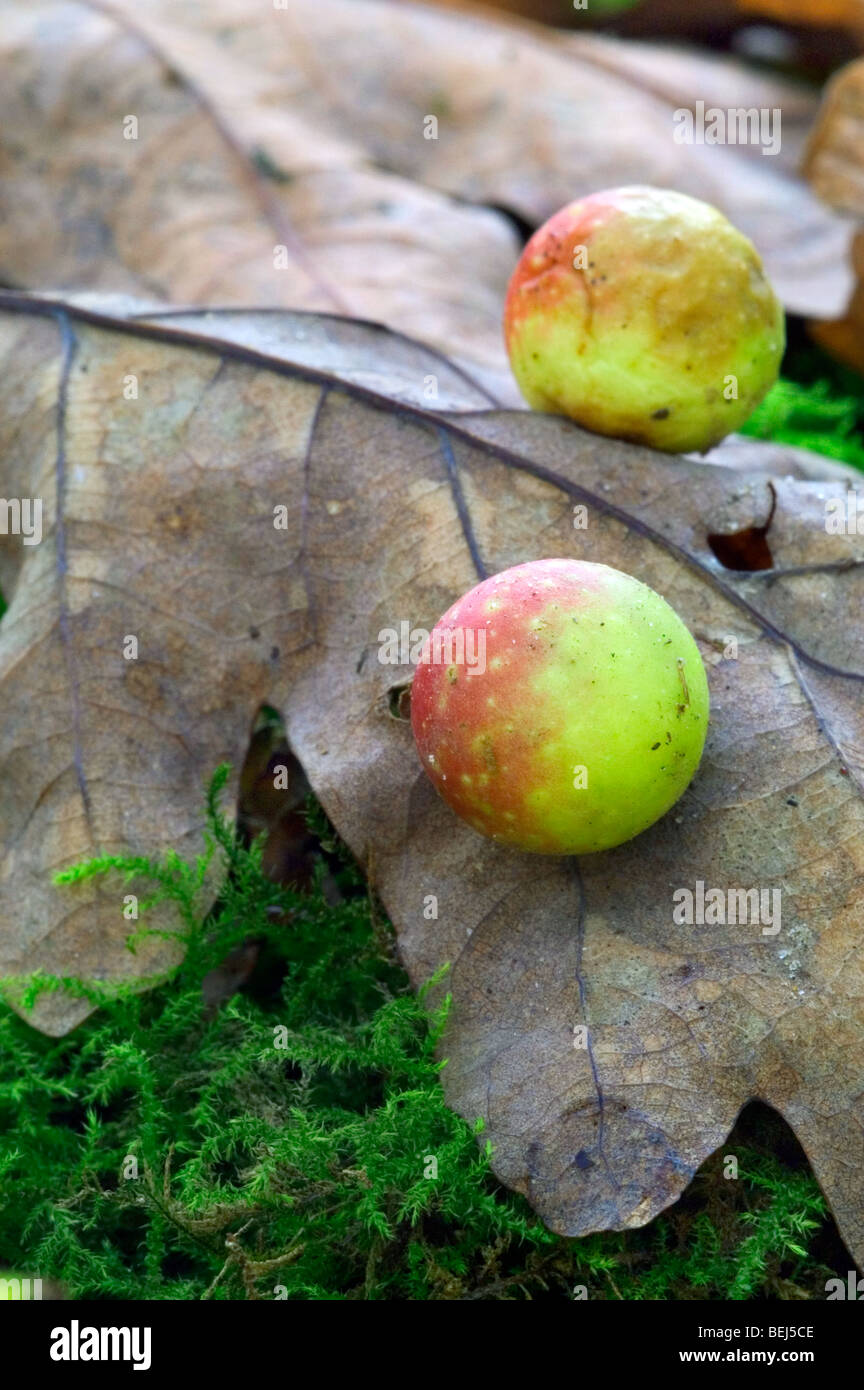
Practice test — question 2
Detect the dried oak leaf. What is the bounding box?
[0,0,855,398]
[1,293,864,1262]
[803,61,864,375]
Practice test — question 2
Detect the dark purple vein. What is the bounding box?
[434,426,488,580]
[299,386,328,645]
[128,305,503,409]
[51,309,94,834]
[570,858,617,1191]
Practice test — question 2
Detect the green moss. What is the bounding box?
[741,378,864,471]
